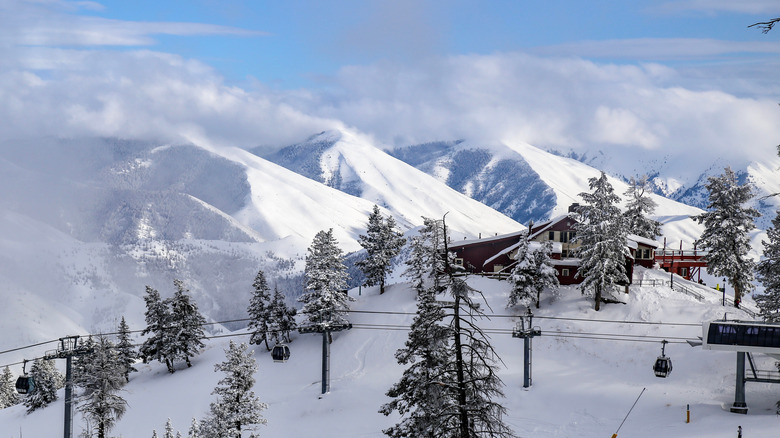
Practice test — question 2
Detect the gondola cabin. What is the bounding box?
[702,320,780,357]
[15,375,34,394]
[271,344,291,363]
[653,356,672,378]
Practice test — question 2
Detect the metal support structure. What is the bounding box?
[731,351,748,414]
[512,308,541,388]
[299,320,351,395]
[40,335,93,438]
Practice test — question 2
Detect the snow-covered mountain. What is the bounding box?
[0,134,524,347]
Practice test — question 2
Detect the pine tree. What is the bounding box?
[508,233,559,309]
[694,167,759,307]
[404,218,447,296]
[140,286,174,372]
[0,366,20,408]
[24,358,63,413]
[298,229,353,325]
[116,316,138,383]
[576,171,629,311]
[269,286,297,343]
[248,270,273,350]
[756,210,780,321]
[188,418,201,438]
[356,205,406,295]
[623,175,662,240]
[380,282,451,437]
[383,216,516,438]
[168,279,207,369]
[164,418,176,438]
[77,336,127,438]
[201,341,267,438]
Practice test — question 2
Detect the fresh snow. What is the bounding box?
[1,268,776,437]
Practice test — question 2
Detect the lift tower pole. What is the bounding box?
[299,319,352,395]
[513,308,541,388]
[43,336,93,438]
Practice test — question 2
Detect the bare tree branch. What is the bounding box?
[749,18,780,33]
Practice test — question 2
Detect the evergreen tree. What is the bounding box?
[575,171,629,311]
[356,205,406,294]
[383,217,516,438]
[201,342,267,438]
[0,366,20,408]
[269,286,297,343]
[508,233,559,309]
[164,418,176,438]
[116,316,138,383]
[404,217,447,296]
[77,336,127,438]
[24,358,63,413]
[694,167,759,307]
[298,229,353,326]
[248,270,273,350]
[188,418,201,438]
[756,209,780,320]
[623,175,662,240]
[380,282,451,437]
[140,286,175,372]
[168,279,207,369]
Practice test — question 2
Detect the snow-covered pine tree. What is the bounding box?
[139,286,175,372]
[575,171,629,311]
[200,341,267,438]
[403,217,447,296]
[298,229,353,326]
[356,205,406,295]
[188,418,201,438]
[508,232,559,309]
[116,316,137,383]
[623,175,661,240]
[756,210,780,320]
[168,279,207,369]
[24,358,63,413]
[247,270,273,350]
[269,286,297,343]
[694,167,759,308]
[384,216,516,438]
[0,366,20,408]
[380,281,451,437]
[164,418,176,438]
[77,336,127,438]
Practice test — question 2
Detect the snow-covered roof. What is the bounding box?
[627,233,660,248]
[452,229,527,247]
[483,240,562,267]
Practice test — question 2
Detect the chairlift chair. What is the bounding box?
[15,360,34,394]
[271,344,291,363]
[653,340,673,378]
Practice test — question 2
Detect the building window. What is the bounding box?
[562,268,570,277]
[642,249,651,259]
[494,264,504,273]
[561,231,575,243]
[680,267,689,277]
[454,258,464,266]
[548,231,555,241]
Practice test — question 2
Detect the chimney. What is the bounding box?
[568,203,580,213]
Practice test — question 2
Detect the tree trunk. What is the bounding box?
[453,295,470,438]
[594,285,602,311]
[380,278,386,295]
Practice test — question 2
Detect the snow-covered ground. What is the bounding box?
[1,267,776,437]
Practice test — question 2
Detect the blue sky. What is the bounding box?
[0,0,779,164]
[72,0,779,89]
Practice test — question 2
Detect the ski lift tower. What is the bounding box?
[298,317,352,396]
[513,308,541,388]
[43,336,93,438]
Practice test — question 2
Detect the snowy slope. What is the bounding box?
[261,130,524,237]
[1,270,776,437]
